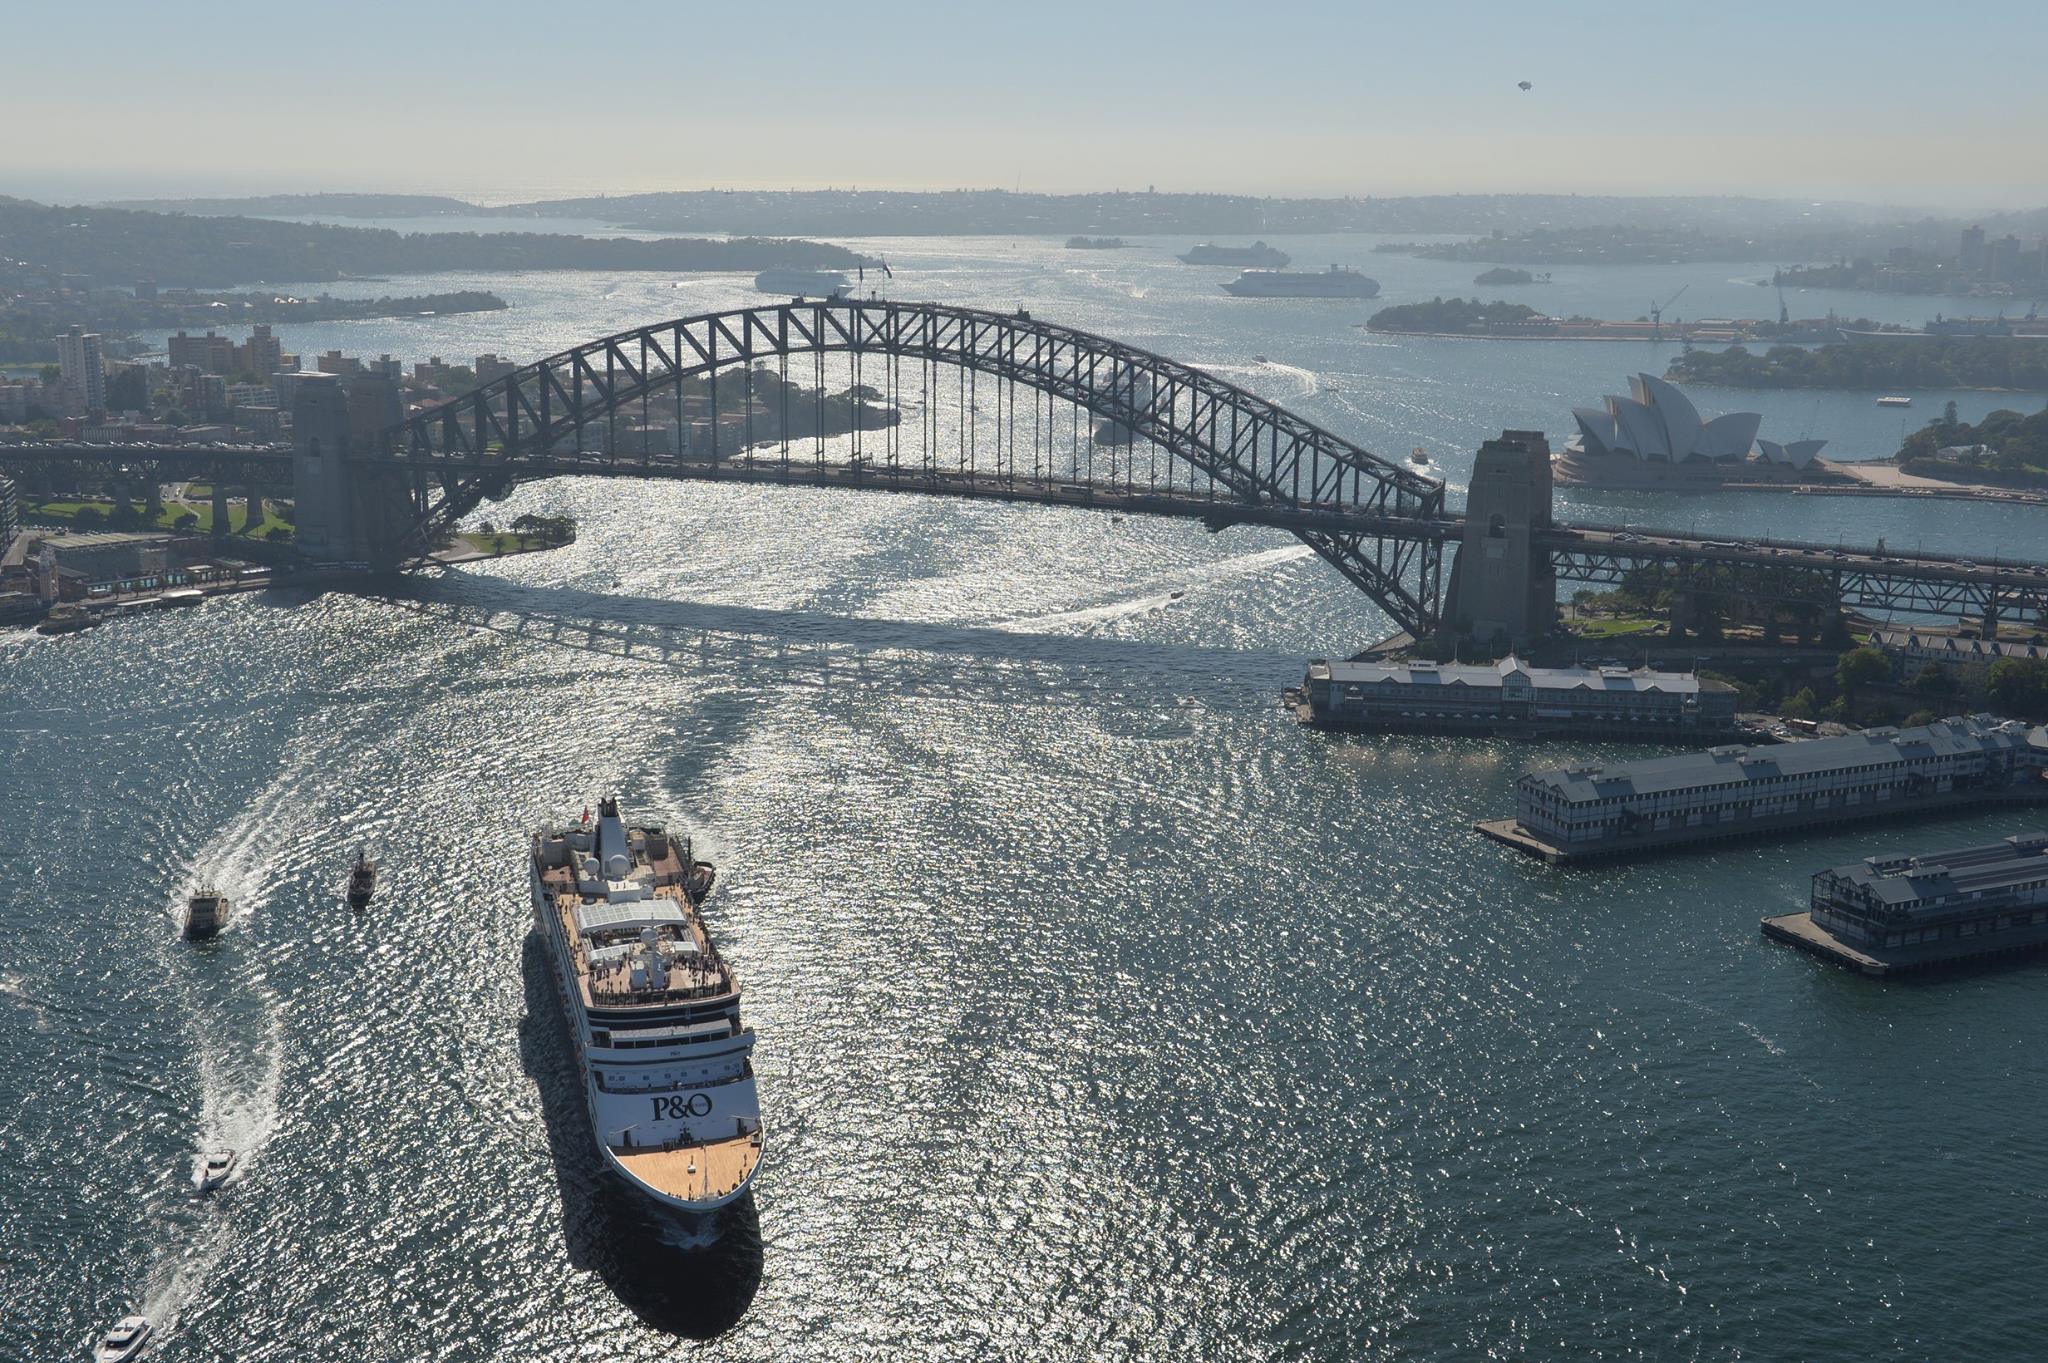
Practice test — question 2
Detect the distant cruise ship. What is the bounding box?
[531,797,763,1214]
[1179,241,1291,267]
[754,268,851,297]
[1221,266,1380,298]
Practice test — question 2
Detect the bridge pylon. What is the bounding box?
[1442,430,1557,651]
[292,373,413,567]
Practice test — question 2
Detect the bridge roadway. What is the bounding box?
[8,439,2048,627]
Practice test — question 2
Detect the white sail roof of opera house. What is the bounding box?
[1569,373,1823,466]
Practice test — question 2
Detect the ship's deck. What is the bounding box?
[538,834,736,1011]
[613,1131,763,1205]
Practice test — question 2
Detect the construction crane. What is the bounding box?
[1650,284,1689,341]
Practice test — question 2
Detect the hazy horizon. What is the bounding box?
[6,0,2045,213]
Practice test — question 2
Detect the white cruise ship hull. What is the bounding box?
[530,829,764,1216]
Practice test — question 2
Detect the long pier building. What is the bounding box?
[1763,832,2048,975]
[1300,654,1739,739]
[1478,715,2048,863]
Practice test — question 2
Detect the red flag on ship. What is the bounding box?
[581,807,591,824]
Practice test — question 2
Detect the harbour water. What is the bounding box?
[8,230,2048,1360]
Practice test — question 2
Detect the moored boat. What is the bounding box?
[531,798,763,1215]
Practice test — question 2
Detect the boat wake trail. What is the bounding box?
[994,544,1314,633]
[142,737,337,1341]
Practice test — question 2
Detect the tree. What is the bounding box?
[1903,709,1939,728]
[1911,663,1958,698]
[1987,658,2048,716]
[1782,687,1820,720]
[1835,647,1891,698]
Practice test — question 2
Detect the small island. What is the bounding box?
[1473,267,1544,286]
[1666,338,2048,392]
[1366,297,1545,335]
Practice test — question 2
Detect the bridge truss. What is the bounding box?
[383,299,1451,633]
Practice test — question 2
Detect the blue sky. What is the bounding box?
[7,0,2045,206]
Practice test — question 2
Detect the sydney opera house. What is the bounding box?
[1554,373,1835,488]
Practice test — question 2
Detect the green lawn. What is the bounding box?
[30,499,291,538]
[1573,616,1662,639]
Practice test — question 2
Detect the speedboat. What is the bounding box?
[192,1149,235,1194]
[94,1316,152,1363]
[1252,354,1269,364]
[1410,446,1430,465]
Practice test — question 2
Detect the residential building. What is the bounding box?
[1987,234,2023,283]
[55,326,106,412]
[1868,626,2048,673]
[1960,224,1987,273]
[167,330,237,375]
[239,324,282,375]
[474,353,516,385]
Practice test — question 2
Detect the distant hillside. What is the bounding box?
[103,192,482,218]
[494,190,1939,239]
[0,197,864,287]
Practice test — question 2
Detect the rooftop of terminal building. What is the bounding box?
[1827,833,2048,910]
[1523,715,2046,803]
[1312,653,1725,695]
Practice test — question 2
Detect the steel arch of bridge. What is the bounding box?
[386,299,1450,632]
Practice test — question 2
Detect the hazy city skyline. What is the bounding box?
[6,0,2046,210]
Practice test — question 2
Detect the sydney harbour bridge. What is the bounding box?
[7,298,2046,642]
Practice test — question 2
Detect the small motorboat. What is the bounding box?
[1252,354,1269,364]
[192,1148,235,1195]
[94,1316,152,1363]
[1410,446,1430,465]
[345,849,377,911]
[183,886,230,941]
[1168,590,1186,600]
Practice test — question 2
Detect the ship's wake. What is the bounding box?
[993,543,1314,633]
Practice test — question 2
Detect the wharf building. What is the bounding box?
[1479,715,2048,863]
[1763,832,2048,976]
[1301,654,1738,740]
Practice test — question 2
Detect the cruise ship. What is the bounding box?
[531,797,763,1213]
[753,268,851,297]
[1221,266,1380,298]
[1179,241,1291,267]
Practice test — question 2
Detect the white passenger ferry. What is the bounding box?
[531,797,763,1213]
